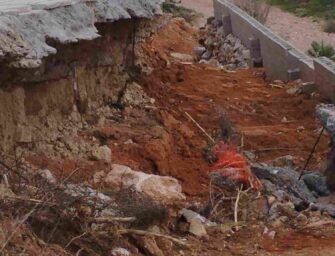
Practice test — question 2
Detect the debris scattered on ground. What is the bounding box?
[196,18,250,68]
[1,13,335,256]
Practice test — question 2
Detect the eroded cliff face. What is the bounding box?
[0,4,166,153]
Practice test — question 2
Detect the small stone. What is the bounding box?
[189,218,208,239]
[111,248,130,256]
[38,169,57,184]
[296,213,308,225]
[91,145,112,163]
[267,196,276,206]
[281,117,288,123]
[263,227,276,239]
[201,50,213,60]
[194,46,206,59]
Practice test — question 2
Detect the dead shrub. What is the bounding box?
[235,0,271,24]
[112,187,168,229]
[323,19,335,33]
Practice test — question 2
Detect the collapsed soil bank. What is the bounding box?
[0,16,167,153]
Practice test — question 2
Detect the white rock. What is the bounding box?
[92,145,112,163]
[170,52,194,62]
[189,218,208,239]
[38,169,57,184]
[105,164,185,203]
[111,248,130,256]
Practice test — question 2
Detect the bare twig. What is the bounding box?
[4,195,54,205]
[117,229,189,248]
[65,231,88,249]
[0,198,45,253]
[89,217,136,224]
[61,168,81,184]
[184,112,215,144]
[298,126,325,180]
[234,186,243,228]
[255,147,303,152]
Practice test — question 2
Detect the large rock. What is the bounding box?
[251,164,316,209]
[103,164,185,203]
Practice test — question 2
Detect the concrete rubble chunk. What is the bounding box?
[103,164,186,203]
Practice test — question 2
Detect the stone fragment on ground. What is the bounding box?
[170,52,194,62]
[96,164,185,203]
[91,145,112,163]
[268,155,295,169]
[251,164,316,208]
[180,208,213,239]
[110,248,131,256]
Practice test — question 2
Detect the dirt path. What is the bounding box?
[180,0,335,52]
[266,6,335,52]
[180,0,213,25]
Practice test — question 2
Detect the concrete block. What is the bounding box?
[287,68,301,81]
[314,57,335,102]
[248,37,261,59]
[222,15,232,36]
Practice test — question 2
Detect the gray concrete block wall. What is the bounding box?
[213,0,314,82]
[315,57,335,101]
[213,0,335,101]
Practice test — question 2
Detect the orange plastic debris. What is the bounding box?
[211,141,262,190]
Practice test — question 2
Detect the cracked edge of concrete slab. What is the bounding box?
[0,0,164,69]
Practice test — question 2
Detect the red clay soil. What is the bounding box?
[138,18,329,189]
[28,18,330,197]
[25,17,335,255]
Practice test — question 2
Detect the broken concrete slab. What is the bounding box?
[0,0,163,68]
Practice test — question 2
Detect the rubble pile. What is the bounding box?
[0,156,181,255]
[196,18,251,68]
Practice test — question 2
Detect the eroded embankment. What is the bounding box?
[1,3,335,255]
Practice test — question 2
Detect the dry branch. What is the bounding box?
[185,111,215,143]
[117,229,189,248]
[89,217,137,224]
[234,186,243,227]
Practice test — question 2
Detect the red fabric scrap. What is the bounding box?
[211,141,262,190]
